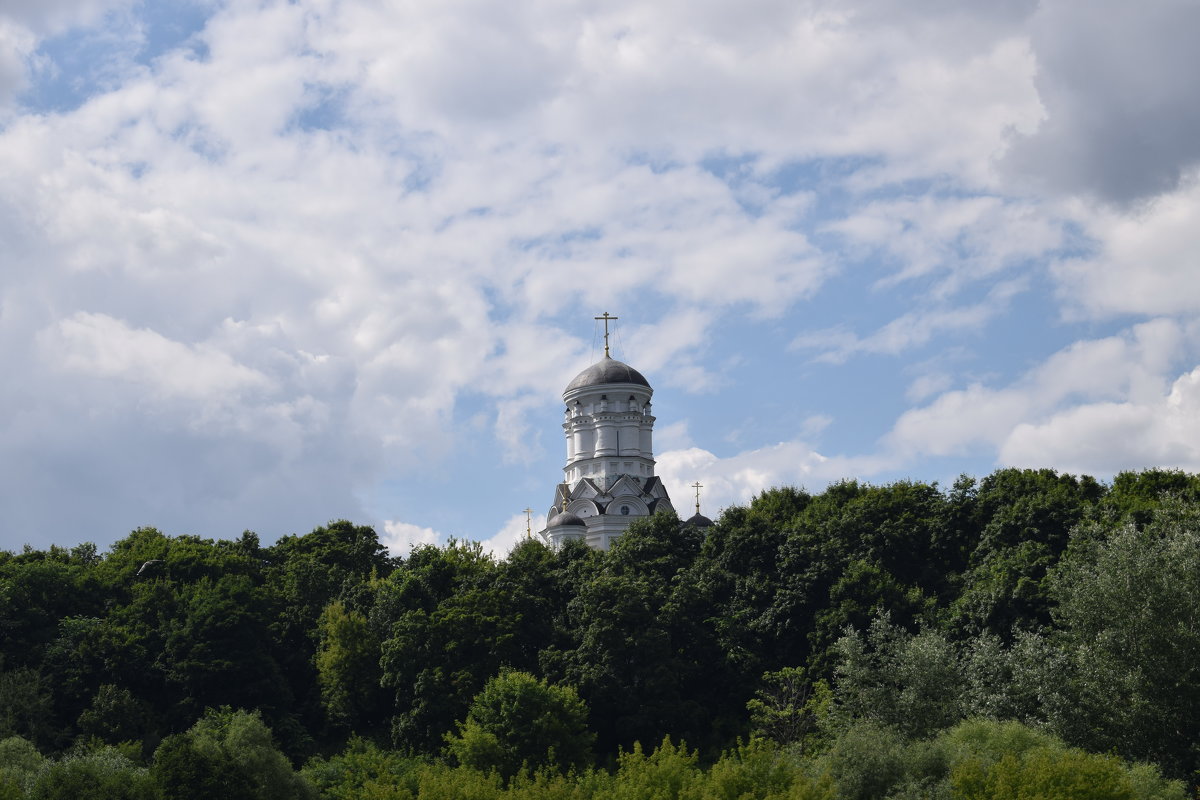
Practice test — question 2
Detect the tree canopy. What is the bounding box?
[2,468,1200,797]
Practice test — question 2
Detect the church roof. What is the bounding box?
[684,513,714,528]
[565,356,650,392]
[548,511,586,527]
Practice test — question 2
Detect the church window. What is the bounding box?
[621,505,630,515]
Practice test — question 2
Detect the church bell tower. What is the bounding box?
[539,315,674,550]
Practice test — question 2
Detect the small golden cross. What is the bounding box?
[594,312,618,357]
[691,481,703,515]
[524,507,532,538]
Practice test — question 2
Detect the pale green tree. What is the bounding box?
[445,670,593,780]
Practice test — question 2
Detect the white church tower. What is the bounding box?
[539,314,674,550]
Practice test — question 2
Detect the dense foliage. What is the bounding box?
[2,468,1199,798]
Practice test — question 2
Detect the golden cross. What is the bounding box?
[594,312,618,357]
[691,481,703,515]
[524,508,532,538]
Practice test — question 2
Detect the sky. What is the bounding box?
[2,0,1200,557]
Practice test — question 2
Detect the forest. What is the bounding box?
[2,467,1200,799]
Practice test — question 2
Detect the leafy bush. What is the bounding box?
[27,747,156,800]
[446,671,593,781]
[151,708,316,800]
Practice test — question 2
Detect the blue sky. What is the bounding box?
[2,0,1200,555]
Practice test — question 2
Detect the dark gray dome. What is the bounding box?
[684,513,714,528]
[548,511,586,527]
[565,356,650,392]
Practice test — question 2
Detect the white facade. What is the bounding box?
[539,356,673,550]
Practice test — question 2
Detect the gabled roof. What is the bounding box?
[607,474,644,498]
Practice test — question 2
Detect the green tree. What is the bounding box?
[747,667,833,754]
[0,736,44,799]
[0,663,53,747]
[76,684,150,746]
[943,720,1185,800]
[266,521,394,728]
[151,708,315,800]
[1044,500,1200,776]
[832,615,964,739]
[1101,469,1200,527]
[379,541,526,753]
[28,747,156,800]
[162,575,292,721]
[152,733,245,800]
[552,512,728,755]
[445,670,594,780]
[315,600,385,732]
[949,469,1103,638]
[952,748,1135,800]
[815,721,910,800]
[302,737,423,800]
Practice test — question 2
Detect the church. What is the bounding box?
[538,315,713,550]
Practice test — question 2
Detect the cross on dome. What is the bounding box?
[594,312,618,357]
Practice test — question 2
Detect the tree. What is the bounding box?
[315,601,385,732]
[0,736,44,799]
[952,748,1137,800]
[76,685,151,746]
[150,708,316,800]
[378,541,526,753]
[1102,469,1200,527]
[1045,501,1200,777]
[301,737,423,800]
[831,615,964,739]
[948,469,1103,638]
[0,663,53,747]
[162,575,291,724]
[746,666,831,753]
[27,747,156,800]
[152,733,245,800]
[552,512,731,755]
[445,670,594,780]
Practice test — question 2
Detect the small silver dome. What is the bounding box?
[565,356,650,392]
[548,511,587,527]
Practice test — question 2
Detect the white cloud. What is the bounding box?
[0,0,138,112]
[1054,172,1200,319]
[888,318,1195,468]
[655,420,693,451]
[1000,365,1200,475]
[47,312,269,400]
[382,520,441,556]
[477,513,534,559]
[906,372,953,402]
[0,0,132,34]
[656,441,887,519]
[829,195,1065,293]
[0,21,36,108]
[310,0,1044,185]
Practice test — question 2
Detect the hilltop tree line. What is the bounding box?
[2,467,1200,798]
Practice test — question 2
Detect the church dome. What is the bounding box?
[684,513,714,528]
[565,356,650,392]
[548,511,586,527]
